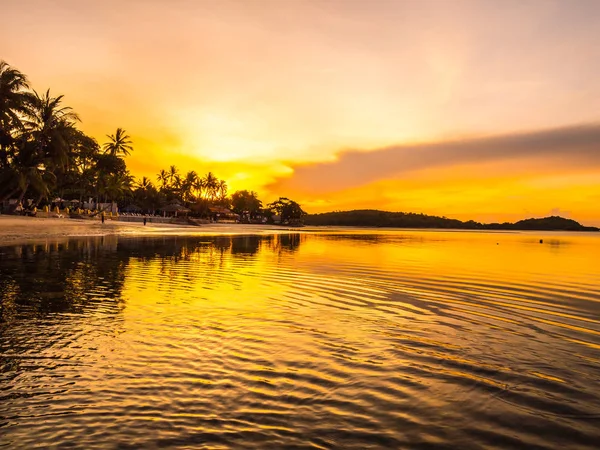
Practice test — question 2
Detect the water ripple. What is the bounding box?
[1,231,599,449]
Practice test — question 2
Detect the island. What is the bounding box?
[304,211,599,231]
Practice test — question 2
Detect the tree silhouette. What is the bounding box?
[103,128,133,157]
[268,197,306,223]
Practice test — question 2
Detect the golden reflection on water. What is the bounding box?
[1,230,599,449]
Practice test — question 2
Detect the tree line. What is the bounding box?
[0,61,306,222]
[304,210,599,231]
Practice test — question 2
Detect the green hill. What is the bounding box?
[304,211,599,231]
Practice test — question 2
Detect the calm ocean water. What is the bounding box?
[1,230,599,449]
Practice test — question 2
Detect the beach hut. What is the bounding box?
[161,203,191,217]
[208,206,240,223]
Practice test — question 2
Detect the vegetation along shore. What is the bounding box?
[1,61,596,232]
[304,211,599,231]
[0,61,305,225]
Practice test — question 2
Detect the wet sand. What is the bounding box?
[0,215,298,246]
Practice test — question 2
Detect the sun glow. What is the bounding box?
[2,0,600,223]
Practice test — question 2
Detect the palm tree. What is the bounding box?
[0,60,30,198]
[217,179,228,200]
[13,89,80,202]
[173,174,182,191]
[202,171,218,200]
[103,128,133,157]
[0,138,57,204]
[104,172,133,203]
[157,169,169,190]
[137,176,154,192]
[192,175,204,199]
[134,176,159,212]
[182,170,198,201]
[24,89,79,160]
[0,62,31,127]
[168,165,179,188]
[0,61,31,176]
[0,152,48,203]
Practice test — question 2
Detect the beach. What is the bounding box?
[0,215,294,246]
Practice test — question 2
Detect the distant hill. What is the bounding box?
[304,211,599,231]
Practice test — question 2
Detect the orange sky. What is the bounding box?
[2,0,600,224]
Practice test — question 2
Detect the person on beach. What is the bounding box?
[143,215,147,226]
[101,213,105,224]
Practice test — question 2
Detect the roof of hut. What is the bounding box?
[161,203,191,213]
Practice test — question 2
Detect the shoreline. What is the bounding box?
[1,215,597,247]
[0,215,299,247]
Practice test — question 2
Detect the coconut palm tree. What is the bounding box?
[173,174,182,193]
[181,170,198,202]
[0,62,31,128]
[0,138,57,204]
[192,175,204,199]
[157,169,169,191]
[134,176,160,212]
[0,61,33,168]
[24,89,79,165]
[202,171,218,200]
[103,128,133,157]
[217,179,228,200]
[137,176,154,192]
[104,172,133,203]
[0,60,31,121]
[9,90,80,202]
[168,165,179,188]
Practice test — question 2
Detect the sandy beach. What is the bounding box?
[0,215,301,246]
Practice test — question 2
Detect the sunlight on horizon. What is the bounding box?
[2,0,600,223]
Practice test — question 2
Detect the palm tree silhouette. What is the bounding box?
[0,61,32,141]
[15,89,80,202]
[182,170,198,201]
[202,171,218,200]
[157,169,169,190]
[103,128,133,157]
[168,165,179,188]
[217,179,228,200]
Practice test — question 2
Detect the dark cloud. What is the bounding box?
[270,123,600,193]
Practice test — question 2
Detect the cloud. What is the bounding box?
[269,123,600,194]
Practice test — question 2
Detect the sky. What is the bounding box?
[2,0,600,224]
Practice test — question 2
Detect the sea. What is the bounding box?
[1,229,599,449]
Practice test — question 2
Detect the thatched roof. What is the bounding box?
[209,206,235,214]
[161,203,191,213]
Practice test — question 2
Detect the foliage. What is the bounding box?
[267,197,307,223]
[0,61,308,220]
[103,128,133,157]
[304,210,599,231]
[230,190,262,215]
[0,61,134,207]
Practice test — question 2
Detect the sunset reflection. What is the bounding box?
[1,231,599,448]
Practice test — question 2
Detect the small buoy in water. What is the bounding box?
[539,239,543,244]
